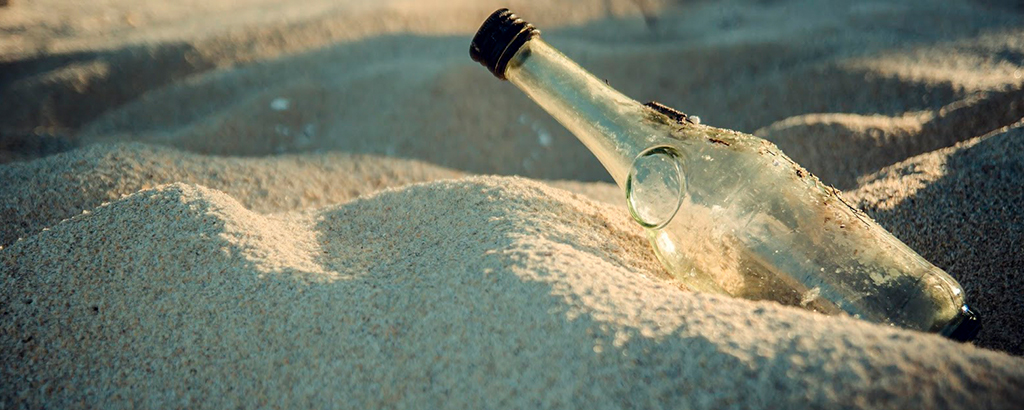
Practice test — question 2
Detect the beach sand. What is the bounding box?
[2,0,1024,407]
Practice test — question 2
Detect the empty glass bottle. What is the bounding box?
[469,9,980,340]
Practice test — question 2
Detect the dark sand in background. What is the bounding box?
[2,0,1024,408]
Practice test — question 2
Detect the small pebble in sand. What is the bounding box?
[538,130,552,147]
[530,120,552,147]
[270,97,291,111]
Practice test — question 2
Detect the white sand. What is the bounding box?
[0,143,463,246]
[3,0,1024,408]
[848,122,1024,357]
[4,176,1023,408]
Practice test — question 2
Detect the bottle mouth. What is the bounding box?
[469,8,540,80]
[627,145,686,230]
[940,304,982,342]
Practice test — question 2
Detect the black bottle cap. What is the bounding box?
[470,8,540,80]
[943,305,982,342]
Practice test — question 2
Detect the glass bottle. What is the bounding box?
[469,9,980,340]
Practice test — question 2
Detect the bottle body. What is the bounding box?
[624,127,966,333]
[472,9,978,339]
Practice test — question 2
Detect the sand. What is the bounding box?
[0,143,463,248]
[848,122,1024,356]
[3,0,1024,408]
[4,177,1023,408]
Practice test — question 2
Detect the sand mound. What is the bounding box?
[847,123,1024,355]
[6,1,1022,184]
[0,142,628,250]
[751,24,1024,188]
[758,85,1024,189]
[63,3,1021,183]
[0,143,462,248]
[4,178,1023,408]
[0,0,669,152]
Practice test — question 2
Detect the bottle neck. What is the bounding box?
[504,38,661,189]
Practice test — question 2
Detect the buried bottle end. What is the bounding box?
[940,304,982,342]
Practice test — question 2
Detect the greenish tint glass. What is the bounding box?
[503,37,973,336]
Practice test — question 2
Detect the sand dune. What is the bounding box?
[6,1,1023,183]
[849,123,1024,356]
[758,80,1023,186]
[0,143,462,247]
[4,177,1023,408]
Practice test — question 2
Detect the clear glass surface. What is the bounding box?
[504,38,967,333]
